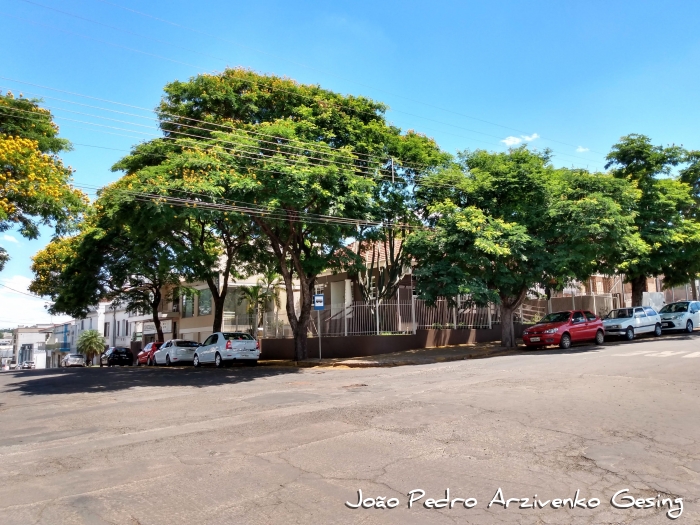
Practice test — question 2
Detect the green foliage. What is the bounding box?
[407,146,644,346]
[605,134,699,302]
[0,93,86,271]
[150,68,442,359]
[76,329,104,363]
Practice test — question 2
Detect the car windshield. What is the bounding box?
[537,312,571,324]
[175,341,200,347]
[660,303,689,313]
[606,309,633,319]
[223,333,254,340]
[69,355,83,358]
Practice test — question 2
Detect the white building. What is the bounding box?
[13,325,52,367]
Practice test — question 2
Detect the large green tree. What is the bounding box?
[406,147,644,347]
[0,92,86,270]
[30,187,186,341]
[605,134,698,305]
[143,68,444,359]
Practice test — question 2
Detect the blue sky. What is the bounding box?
[1,0,699,326]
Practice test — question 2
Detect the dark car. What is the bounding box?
[100,347,134,367]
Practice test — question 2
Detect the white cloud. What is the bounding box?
[0,275,71,328]
[501,133,539,147]
[2,234,18,244]
[576,146,590,153]
[501,136,522,146]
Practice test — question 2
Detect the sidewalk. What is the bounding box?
[258,342,523,368]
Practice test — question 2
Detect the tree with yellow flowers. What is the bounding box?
[0,92,86,270]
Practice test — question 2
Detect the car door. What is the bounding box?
[692,302,700,327]
[643,307,660,330]
[201,335,217,363]
[154,341,169,364]
[583,311,599,339]
[633,308,649,333]
[569,311,587,341]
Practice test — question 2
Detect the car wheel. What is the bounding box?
[215,353,224,368]
[595,330,604,345]
[193,354,200,368]
[625,327,634,341]
[166,355,171,367]
[559,333,571,349]
[654,324,662,337]
[686,320,693,333]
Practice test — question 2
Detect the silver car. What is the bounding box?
[62,354,86,367]
[194,332,260,367]
[603,306,662,340]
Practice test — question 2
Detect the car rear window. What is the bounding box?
[174,340,200,347]
[69,354,83,358]
[223,332,254,340]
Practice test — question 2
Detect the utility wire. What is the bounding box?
[90,0,603,155]
[1,9,603,167]
[0,282,47,300]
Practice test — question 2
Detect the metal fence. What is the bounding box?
[256,298,512,339]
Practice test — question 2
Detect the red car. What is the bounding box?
[522,310,604,349]
[136,342,163,366]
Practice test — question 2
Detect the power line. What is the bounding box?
[1,10,604,167]
[0,282,47,300]
[90,0,604,155]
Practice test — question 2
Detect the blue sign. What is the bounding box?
[314,294,325,310]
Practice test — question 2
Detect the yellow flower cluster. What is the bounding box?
[0,135,86,219]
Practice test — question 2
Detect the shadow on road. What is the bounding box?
[0,366,302,397]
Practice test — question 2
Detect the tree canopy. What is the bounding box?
[0,92,86,271]
[406,146,645,346]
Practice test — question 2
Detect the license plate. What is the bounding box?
[530,337,541,342]
[663,323,671,327]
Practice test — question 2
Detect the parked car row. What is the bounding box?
[522,301,700,349]
[135,332,261,367]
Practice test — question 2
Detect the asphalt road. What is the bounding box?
[1,333,699,524]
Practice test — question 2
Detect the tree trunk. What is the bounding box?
[499,289,528,348]
[212,293,225,333]
[151,289,163,341]
[630,275,647,306]
[290,282,314,361]
[692,279,698,301]
[500,303,517,347]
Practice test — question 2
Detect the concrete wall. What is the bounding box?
[259,324,526,360]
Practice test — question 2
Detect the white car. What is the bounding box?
[659,301,700,333]
[603,306,662,340]
[153,339,201,366]
[62,354,86,367]
[194,332,260,368]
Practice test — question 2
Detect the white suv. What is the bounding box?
[194,332,260,368]
[659,301,700,333]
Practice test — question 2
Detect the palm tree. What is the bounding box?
[238,271,284,331]
[77,329,105,366]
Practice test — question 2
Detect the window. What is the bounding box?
[223,332,254,340]
[124,320,129,336]
[89,318,93,330]
[634,307,646,318]
[203,334,218,346]
[572,312,585,323]
[172,290,179,312]
[198,289,213,316]
[104,322,110,337]
[182,295,194,318]
[584,311,597,321]
[81,320,84,330]
[643,307,657,317]
[116,322,120,337]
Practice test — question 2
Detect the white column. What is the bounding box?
[411,293,416,334]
